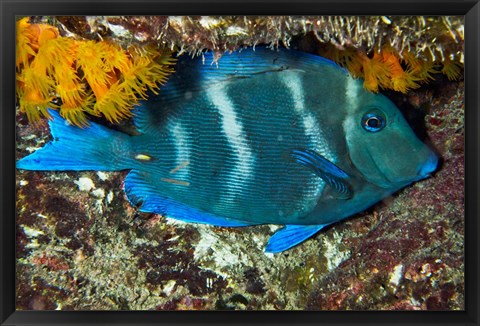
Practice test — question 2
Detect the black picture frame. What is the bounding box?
[1,1,478,325]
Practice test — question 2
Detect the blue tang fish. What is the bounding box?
[17,47,438,253]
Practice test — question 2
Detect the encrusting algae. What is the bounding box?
[16,17,176,127]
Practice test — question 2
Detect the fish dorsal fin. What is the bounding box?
[291,149,353,199]
[265,224,329,253]
[124,170,253,227]
[198,46,346,79]
[152,46,346,101]
[133,47,346,134]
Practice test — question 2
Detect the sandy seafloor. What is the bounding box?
[15,51,464,310]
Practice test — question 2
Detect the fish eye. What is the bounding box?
[361,112,386,133]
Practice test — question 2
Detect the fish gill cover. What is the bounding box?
[15,16,464,311]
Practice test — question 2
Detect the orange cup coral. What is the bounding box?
[16,17,175,127]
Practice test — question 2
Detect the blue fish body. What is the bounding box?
[17,47,438,253]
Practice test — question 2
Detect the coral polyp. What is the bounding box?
[318,43,441,93]
[15,17,176,127]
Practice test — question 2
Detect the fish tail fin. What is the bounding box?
[17,110,132,171]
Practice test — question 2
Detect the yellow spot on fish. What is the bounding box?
[161,178,190,186]
[381,16,392,25]
[135,154,152,161]
[170,160,190,174]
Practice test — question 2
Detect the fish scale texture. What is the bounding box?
[137,73,327,224]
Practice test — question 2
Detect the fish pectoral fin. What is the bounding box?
[265,224,329,253]
[291,149,353,199]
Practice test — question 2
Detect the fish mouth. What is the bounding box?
[365,146,393,188]
[365,147,438,188]
[414,151,439,181]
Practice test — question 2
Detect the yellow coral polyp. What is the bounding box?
[34,24,59,47]
[402,51,437,82]
[122,46,175,98]
[93,82,136,123]
[76,41,118,98]
[16,18,36,69]
[102,43,132,73]
[16,17,60,69]
[320,42,462,94]
[361,59,381,93]
[16,18,175,127]
[55,74,95,127]
[20,65,54,102]
[441,57,463,81]
[18,86,53,122]
[58,91,95,128]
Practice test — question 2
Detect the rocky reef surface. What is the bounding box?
[15,16,464,311]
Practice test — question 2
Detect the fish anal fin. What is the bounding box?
[265,224,329,253]
[124,170,252,227]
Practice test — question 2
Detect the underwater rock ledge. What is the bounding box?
[53,16,463,63]
[15,16,464,310]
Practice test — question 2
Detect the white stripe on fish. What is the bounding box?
[207,84,256,202]
[280,71,334,162]
[345,76,361,111]
[280,71,333,201]
[168,121,191,182]
[343,76,361,141]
